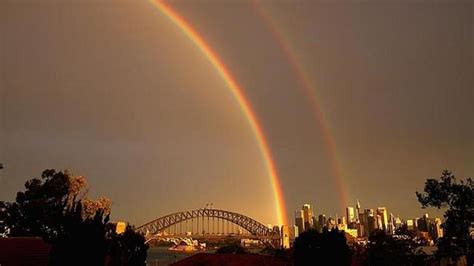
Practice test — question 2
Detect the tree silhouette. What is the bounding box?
[366,229,427,266]
[416,170,473,262]
[0,169,148,265]
[107,225,149,266]
[0,169,111,240]
[49,200,109,266]
[293,229,351,266]
[216,243,250,254]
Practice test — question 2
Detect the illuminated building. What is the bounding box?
[337,217,347,230]
[281,225,298,249]
[387,213,395,234]
[345,228,358,238]
[406,219,415,231]
[356,200,361,222]
[394,216,403,230]
[302,204,314,230]
[346,207,355,224]
[376,214,383,230]
[431,218,443,239]
[295,210,305,233]
[337,216,346,226]
[338,222,348,231]
[115,221,127,234]
[376,207,389,232]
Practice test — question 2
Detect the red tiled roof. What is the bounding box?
[0,238,51,266]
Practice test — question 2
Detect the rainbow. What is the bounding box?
[148,0,288,226]
[251,1,349,212]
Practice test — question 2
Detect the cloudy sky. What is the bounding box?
[1,0,472,225]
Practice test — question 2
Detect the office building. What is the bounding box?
[327,217,337,230]
[376,207,389,232]
[387,213,395,234]
[418,213,431,232]
[364,209,376,236]
[281,225,298,249]
[356,223,365,238]
[406,219,415,231]
[295,210,305,233]
[303,204,314,230]
[346,228,358,238]
[312,216,318,230]
[376,214,383,230]
[318,214,326,232]
[356,200,361,222]
[430,218,443,239]
[346,207,355,224]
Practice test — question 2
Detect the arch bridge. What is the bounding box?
[136,209,280,244]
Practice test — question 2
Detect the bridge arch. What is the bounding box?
[135,209,279,239]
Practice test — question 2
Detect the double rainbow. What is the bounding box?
[148,0,288,226]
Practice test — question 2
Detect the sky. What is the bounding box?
[0,0,472,226]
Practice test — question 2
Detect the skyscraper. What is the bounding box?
[388,213,395,234]
[376,214,383,230]
[406,219,415,231]
[363,209,376,236]
[281,225,298,249]
[431,218,443,239]
[302,204,314,230]
[394,216,402,230]
[338,216,347,231]
[359,212,367,237]
[418,213,431,233]
[346,207,355,224]
[327,217,337,230]
[318,214,326,232]
[312,216,318,230]
[356,222,365,238]
[356,200,361,222]
[376,207,389,232]
[295,210,305,233]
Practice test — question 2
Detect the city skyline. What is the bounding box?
[291,202,444,242]
[1,0,473,226]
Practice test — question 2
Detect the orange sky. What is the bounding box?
[0,0,472,225]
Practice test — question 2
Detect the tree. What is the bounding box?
[107,225,149,266]
[366,229,427,266]
[0,169,109,241]
[49,200,109,266]
[0,169,149,265]
[293,229,351,266]
[83,196,112,218]
[1,169,76,238]
[416,170,473,261]
[215,243,250,254]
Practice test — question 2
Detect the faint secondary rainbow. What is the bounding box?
[148,0,288,225]
[251,1,349,212]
